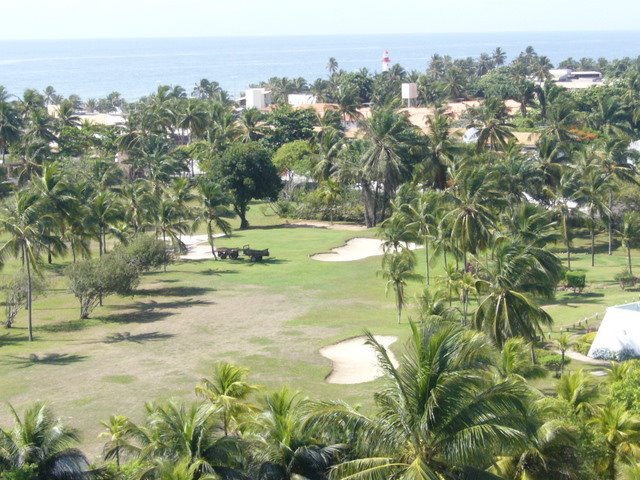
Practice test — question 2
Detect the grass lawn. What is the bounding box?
[0,205,636,457]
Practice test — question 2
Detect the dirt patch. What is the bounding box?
[320,335,398,384]
[180,234,226,261]
[284,220,368,232]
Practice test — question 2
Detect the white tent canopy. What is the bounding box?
[588,303,640,359]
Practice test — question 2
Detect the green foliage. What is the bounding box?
[263,105,316,149]
[66,250,140,319]
[575,331,597,356]
[538,351,571,375]
[212,142,282,228]
[3,272,46,328]
[614,269,636,289]
[610,360,640,413]
[565,271,586,293]
[119,235,171,272]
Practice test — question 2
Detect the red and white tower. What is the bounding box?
[382,50,391,72]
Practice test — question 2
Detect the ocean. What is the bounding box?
[1,31,639,101]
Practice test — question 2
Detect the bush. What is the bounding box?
[538,351,570,375]
[565,271,586,293]
[67,251,140,319]
[575,331,597,355]
[3,273,47,328]
[121,235,172,272]
[610,360,640,413]
[614,269,636,289]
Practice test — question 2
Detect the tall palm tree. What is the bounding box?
[421,109,460,189]
[195,179,235,258]
[379,250,416,324]
[0,190,64,341]
[0,403,90,479]
[87,191,124,256]
[156,196,190,271]
[309,324,533,480]
[474,239,561,354]
[238,108,265,143]
[0,99,22,162]
[619,212,640,275]
[555,332,576,376]
[403,188,440,284]
[178,98,208,146]
[444,167,499,267]
[195,361,258,436]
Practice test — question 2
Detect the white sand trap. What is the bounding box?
[320,335,399,384]
[312,238,420,262]
[180,234,226,261]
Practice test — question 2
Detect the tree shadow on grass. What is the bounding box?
[134,286,215,297]
[196,268,240,276]
[0,332,30,347]
[546,292,606,309]
[40,319,90,333]
[103,331,175,344]
[243,258,289,267]
[1,353,87,368]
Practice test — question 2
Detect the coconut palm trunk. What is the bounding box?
[424,238,430,285]
[608,191,613,256]
[23,243,33,341]
[628,245,633,276]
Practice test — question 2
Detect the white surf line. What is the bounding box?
[320,335,399,384]
[311,238,421,262]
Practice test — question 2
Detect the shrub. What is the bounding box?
[538,351,570,375]
[67,251,140,319]
[565,271,586,293]
[575,331,597,355]
[3,273,47,328]
[610,360,640,413]
[121,235,172,272]
[614,269,636,289]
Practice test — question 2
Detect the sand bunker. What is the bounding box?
[312,238,420,262]
[180,234,226,261]
[320,335,399,384]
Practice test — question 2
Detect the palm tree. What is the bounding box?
[178,98,208,146]
[87,191,124,256]
[327,57,339,76]
[556,370,599,416]
[128,401,243,477]
[99,415,138,468]
[403,189,440,284]
[491,417,583,480]
[590,403,640,480]
[0,190,64,341]
[195,179,235,258]
[468,97,515,151]
[619,212,640,275]
[492,47,507,66]
[555,332,576,376]
[444,167,499,267]
[474,239,561,355]
[156,196,190,270]
[195,361,258,436]
[421,109,460,189]
[238,108,265,143]
[379,250,416,324]
[249,387,342,480]
[309,324,533,480]
[0,99,22,162]
[0,403,90,479]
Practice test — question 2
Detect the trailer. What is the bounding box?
[242,245,270,262]
[215,247,240,260]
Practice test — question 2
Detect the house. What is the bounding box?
[588,303,640,360]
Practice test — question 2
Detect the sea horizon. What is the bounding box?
[2,31,640,101]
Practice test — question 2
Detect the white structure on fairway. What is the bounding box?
[245,88,271,110]
[588,303,640,359]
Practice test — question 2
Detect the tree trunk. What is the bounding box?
[560,350,565,375]
[163,231,167,272]
[530,343,538,364]
[608,191,613,256]
[628,246,633,276]
[591,226,595,268]
[98,232,103,257]
[425,237,430,285]
[208,220,217,259]
[24,245,33,342]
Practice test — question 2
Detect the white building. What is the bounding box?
[549,69,572,82]
[288,94,317,106]
[401,83,418,108]
[588,302,640,359]
[245,88,272,110]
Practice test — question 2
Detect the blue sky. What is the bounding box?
[2,0,640,40]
